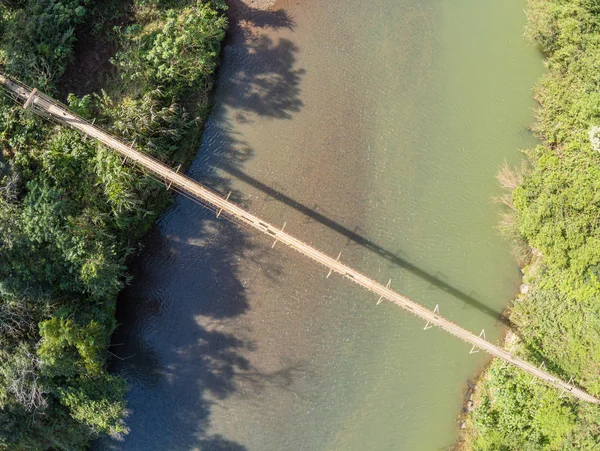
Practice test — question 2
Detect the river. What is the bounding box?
[98,0,542,449]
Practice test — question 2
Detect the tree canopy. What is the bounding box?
[0,0,226,448]
[464,1,600,449]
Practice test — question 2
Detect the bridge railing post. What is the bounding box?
[559,376,575,398]
[216,192,231,218]
[424,304,439,330]
[530,361,546,385]
[23,88,37,109]
[326,251,343,278]
[271,222,287,248]
[469,329,485,354]
[377,279,391,305]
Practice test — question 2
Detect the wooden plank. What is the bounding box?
[23,88,37,109]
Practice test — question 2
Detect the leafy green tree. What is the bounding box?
[55,374,128,438]
[0,0,227,448]
[2,0,89,86]
[38,317,107,378]
[465,0,600,448]
[112,1,227,94]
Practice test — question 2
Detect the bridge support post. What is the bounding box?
[23,88,37,110]
[469,329,486,354]
[377,279,391,305]
[272,222,287,248]
[560,376,575,398]
[531,361,546,384]
[216,192,231,218]
[167,165,181,187]
[327,251,343,278]
[424,304,440,330]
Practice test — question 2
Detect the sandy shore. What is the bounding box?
[238,0,277,9]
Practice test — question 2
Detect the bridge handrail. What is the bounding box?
[1,72,598,404]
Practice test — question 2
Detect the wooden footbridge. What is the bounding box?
[1,73,598,405]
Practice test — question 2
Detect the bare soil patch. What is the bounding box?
[59,0,132,99]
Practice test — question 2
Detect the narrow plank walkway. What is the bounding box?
[1,73,598,404]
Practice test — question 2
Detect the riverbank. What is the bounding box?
[0,1,227,448]
[459,1,600,448]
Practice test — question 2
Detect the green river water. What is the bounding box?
[102,0,544,449]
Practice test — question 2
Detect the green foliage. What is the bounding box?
[0,175,124,300]
[96,88,193,160]
[0,401,92,451]
[112,2,226,93]
[0,0,226,448]
[471,362,580,450]
[38,317,107,377]
[0,0,89,87]
[56,374,128,437]
[67,93,93,118]
[465,0,600,448]
[105,0,227,164]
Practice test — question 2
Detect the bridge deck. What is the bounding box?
[1,73,597,404]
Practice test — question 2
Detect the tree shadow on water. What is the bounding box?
[96,202,301,451]
[219,34,304,120]
[94,5,307,449]
[227,0,296,34]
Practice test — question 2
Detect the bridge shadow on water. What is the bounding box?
[103,1,520,448]
[217,164,515,329]
[193,4,513,333]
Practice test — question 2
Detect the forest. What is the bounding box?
[463,0,600,449]
[0,0,226,448]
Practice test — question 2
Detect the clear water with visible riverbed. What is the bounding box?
[99,0,543,449]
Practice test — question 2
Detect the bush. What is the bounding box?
[464,0,600,448]
[1,0,89,87]
[0,0,227,448]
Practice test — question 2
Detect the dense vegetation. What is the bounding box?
[0,0,226,448]
[463,0,600,449]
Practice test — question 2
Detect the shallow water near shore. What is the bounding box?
[98,0,543,449]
